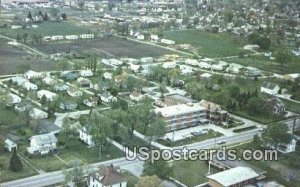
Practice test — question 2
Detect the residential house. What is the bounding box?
[162,62,177,69]
[179,65,194,75]
[54,83,70,92]
[199,73,212,81]
[59,100,78,110]
[24,70,43,79]
[265,97,286,114]
[277,137,298,154]
[11,76,28,86]
[27,133,57,155]
[99,91,117,103]
[83,97,99,107]
[36,120,60,135]
[14,100,33,112]
[8,93,22,105]
[29,108,48,119]
[65,35,79,40]
[22,81,38,91]
[79,124,94,147]
[103,72,113,80]
[77,77,92,88]
[37,90,57,101]
[67,88,83,97]
[261,82,280,95]
[129,91,145,101]
[80,70,94,77]
[130,64,142,73]
[88,165,127,187]
[42,77,57,85]
[140,57,154,64]
[5,139,17,152]
[185,59,199,66]
[161,39,175,45]
[61,72,79,81]
[150,34,160,42]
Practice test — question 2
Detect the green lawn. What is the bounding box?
[0,21,89,39]
[0,151,37,182]
[123,171,139,187]
[282,99,300,114]
[170,160,219,186]
[163,30,245,58]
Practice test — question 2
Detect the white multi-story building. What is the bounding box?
[27,133,57,155]
[155,103,207,131]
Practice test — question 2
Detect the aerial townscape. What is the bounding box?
[0,0,299,186]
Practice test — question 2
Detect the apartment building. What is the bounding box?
[155,103,208,131]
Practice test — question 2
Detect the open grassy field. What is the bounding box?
[33,38,174,58]
[0,151,37,182]
[170,160,219,186]
[226,55,300,74]
[163,30,245,58]
[0,45,56,75]
[0,21,90,39]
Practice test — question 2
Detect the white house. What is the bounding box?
[162,62,177,69]
[27,133,57,155]
[11,76,28,85]
[130,64,141,73]
[8,93,22,105]
[150,34,160,42]
[140,57,154,64]
[24,70,43,79]
[51,35,64,41]
[161,39,175,45]
[80,70,94,77]
[88,165,127,187]
[99,92,117,103]
[23,82,38,91]
[29,108,48,119]
[42,77,57,85]
[5,139,17,152]
[80,34,94,39]
[103,72,113,80]
[37,90,57,101]
[277,138,298,154]
[261,82,280,95]
[185,59,199,66]
[79,125,94,147]
[65,35,79,40]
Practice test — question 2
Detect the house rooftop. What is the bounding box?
[91,165,126,186]
[207,167,259,186]
[155,103,205,117]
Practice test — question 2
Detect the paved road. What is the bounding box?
[2,158,142,187]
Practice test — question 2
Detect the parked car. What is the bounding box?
[217,140,226,145]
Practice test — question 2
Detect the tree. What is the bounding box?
[62,117,73,135]
[63,160,86,187]
[0,140,5,153]
[262,123,292,149]
[78,1,85,9]
[247,97,264,115]
[143,158,172,179]
[274,48,291,67]
[253,134,263,149]
[27,11,32,20]
[228,84,240,98]
[50,8,59,19]
[10,149,23,172]
[43,13,49,21]
[57,59,70,71]
[145,118,166,145]
[135,175,162,187]
[61,13,67,20]
[111,99,128,111]
[90,112,113,160]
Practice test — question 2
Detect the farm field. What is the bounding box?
[163,30,245,58]
[33,38,174,58]
[0,21,90,39]
[0,45,57,75]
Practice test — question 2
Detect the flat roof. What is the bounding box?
[207,167,259,186]
[155,103,205,117]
